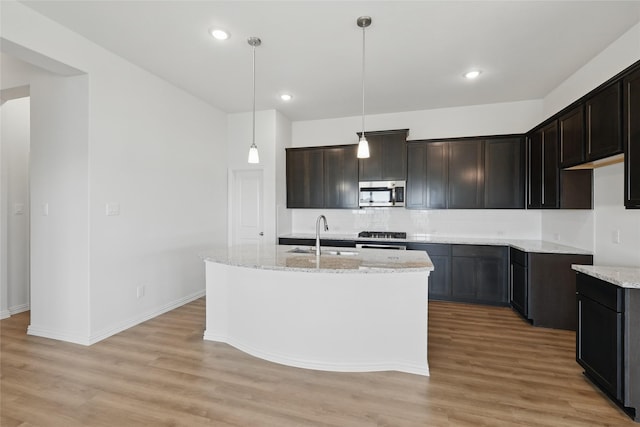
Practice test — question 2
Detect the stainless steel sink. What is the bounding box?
[287,247,359,256]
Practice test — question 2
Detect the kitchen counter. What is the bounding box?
[203,243,432,376]
[201,244,433,273]
[572,265,640,289]
[279,233,592,255]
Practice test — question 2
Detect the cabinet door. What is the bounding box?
[358,134,383,181]
[559,105,585,168]
[406,143,427,209]
[477,255,508,304]
[624,68,640,208]
[381,133,407,180]
[484,137,525,209]
[324,145,358,209]
[542,121,559,208]
[428,255,452,299]
[448,140,484,209]
[406,142,448,209]
[577,295,623,400]
[359,131,407,181]
[451,256,477,300]
[510,262,528,318]
[586,82,622,161]
[286,148,324,208]
[527,132,543,208]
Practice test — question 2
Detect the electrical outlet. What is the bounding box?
[553,233,560,241]
[136,285,145,299]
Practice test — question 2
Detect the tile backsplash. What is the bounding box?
[289,208,542,240]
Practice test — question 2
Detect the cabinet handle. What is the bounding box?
[541,133,545,205]
[527,137,532,205]
[587,104,592,156]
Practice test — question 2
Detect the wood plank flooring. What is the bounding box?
[1,298,634,426]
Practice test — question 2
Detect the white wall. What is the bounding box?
[541,22,640,266]
[2,0,228,344]
[28,73,91,342]
[292,100,542,148]
[275,110,292,237]
[0,97,30,318]
[292,209,541,240]
[227,109,292,245]
[290,100,543,238]
[593,164,640,266]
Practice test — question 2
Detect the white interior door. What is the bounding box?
[232,169,264,246]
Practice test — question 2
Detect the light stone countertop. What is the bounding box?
[201,244,434,274]
[279,233,592,255]
[572,265,640,289]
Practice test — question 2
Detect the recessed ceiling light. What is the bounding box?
[464,70,482,80]
[280,93,293,101]
[209,28,229,40]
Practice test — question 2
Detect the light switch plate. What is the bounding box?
[13,203,24,215]
[106,203,120,216]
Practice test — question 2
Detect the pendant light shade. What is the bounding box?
[247,36,261,164]
[357,16,371,159]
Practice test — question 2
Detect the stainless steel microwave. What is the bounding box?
[359,180,405,207]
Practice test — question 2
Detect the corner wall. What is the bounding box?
[2,0,229,344]
[541,22,640,266]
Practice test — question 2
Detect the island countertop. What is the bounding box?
[572,265,640,289]
[201,244,434,273]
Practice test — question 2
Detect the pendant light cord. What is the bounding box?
[361,24,366,138]
[252,43,256,146]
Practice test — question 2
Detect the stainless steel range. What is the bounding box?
[357,231,407,250]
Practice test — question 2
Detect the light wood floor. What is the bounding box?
[1,298,634,426]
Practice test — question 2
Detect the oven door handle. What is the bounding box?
[356,243,407,250]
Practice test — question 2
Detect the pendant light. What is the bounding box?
[247,36,261,164]
[357,16,371,159]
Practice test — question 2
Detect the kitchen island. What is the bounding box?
[202,244,433,376]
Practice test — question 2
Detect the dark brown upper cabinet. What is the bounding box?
[448,140,484,209]
[527,121,559,209]
[586,81,623,161]
[406,141,448,209]
[286,147,324,208]
[286,145,358,209]
[407,136,524,210]
[559,105,585,168]
[624,67,640,209]
[323,145,359,209]
[484,137,525,209]
[358,129,408,181]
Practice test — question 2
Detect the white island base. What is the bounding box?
[203,248,431,376]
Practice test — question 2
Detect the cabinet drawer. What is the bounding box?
[452,244,506,258]
[510,247,527,266]
[406,243,451,256]
[576,272,624,312]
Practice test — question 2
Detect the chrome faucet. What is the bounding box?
[315,215,329,257]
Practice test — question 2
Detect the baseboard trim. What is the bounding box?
[28,290,205,346]
[88,289,205,345]
[10,303,29,315]
[203,333,430,376]
[0,309,11,320]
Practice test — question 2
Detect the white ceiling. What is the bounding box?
[17,1,640,121]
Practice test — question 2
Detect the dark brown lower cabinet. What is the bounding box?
[451,245,509,306]
[576,273,639,422]
[510,251,593,330]
[406,243,451,300]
